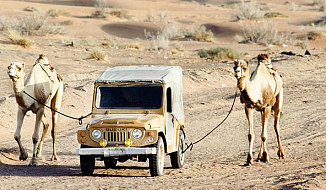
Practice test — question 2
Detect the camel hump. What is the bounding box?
[36,54,50,65]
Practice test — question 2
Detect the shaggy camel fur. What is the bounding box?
[233,54,285,165]
[7,55,63,166]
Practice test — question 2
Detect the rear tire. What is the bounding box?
[170,130,185,168]
[80,155,95,176]
[149,136,165,176]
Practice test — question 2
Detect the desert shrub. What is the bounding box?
[145,30,170,51]
[23,6,39,12]
[307,31,322,40]
[0,11,61,36]
[198,47,243,60]
[90,48,106,60]
[313,0,326,11]
[110,10,131,19]
[190,26,214,42]
[123,43,142,50]
[48,9,71,17]
[231,0,264,21]
[4,29,34,48]
[239,20,291,45]
[264,12,288,18]
[92,0,109,18]
[58,20,74,26]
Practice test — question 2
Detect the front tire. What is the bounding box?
[170,130,185,168]
[149,136,165,176]
[80,155,95,176]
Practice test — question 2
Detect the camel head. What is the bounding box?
[7,62,25,81]
[233,60,249,80]
[35,54,49,65]
[258,53,272,70]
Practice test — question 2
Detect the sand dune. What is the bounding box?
[102,22,159,39]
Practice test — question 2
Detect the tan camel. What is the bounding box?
[233,53,285,166]
[7,55,63,166]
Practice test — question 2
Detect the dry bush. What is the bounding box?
[264,12,288,18]
[231,0,264,21]
[239,20,292,45]
[198,47,243,61]
[90,48,106,60]
[307,31,322,40]
[0,11,62,36]
[145,30,170,51]
[23,6,39,12]
[313,0,326,11]
[190,26,214,42]
[92,0,109,18]
[48,9,71,17]
[110,10,131,19]
[4,29,34,48]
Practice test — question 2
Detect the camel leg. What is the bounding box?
[273,90,285,159]
[29,107,44,166]
[245,106,255,166]
[258,107,271,163]
[50,84,63,161]
[14,108,28,161]
[36,114,50,158]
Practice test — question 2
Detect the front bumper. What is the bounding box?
[76,147,156,157]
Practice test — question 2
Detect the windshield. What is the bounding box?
[95,85,163,109]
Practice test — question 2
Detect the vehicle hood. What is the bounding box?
[89,114,164,129]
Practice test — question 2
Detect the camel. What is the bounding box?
[233,53,285,166]
[7,55,63,166]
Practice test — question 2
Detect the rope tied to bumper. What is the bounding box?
[23,90,91,125]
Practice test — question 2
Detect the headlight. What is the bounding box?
[91,129,102,139]
[132,129,143,139]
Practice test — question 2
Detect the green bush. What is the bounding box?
[198,47,242,60]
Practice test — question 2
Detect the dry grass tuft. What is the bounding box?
[110,10,131,19]
[90,48,106,61]
[198,47,243,61]
[307,31,323,40]
[264,12,288,18]
[48,9,71,17]
[4,29,34,48]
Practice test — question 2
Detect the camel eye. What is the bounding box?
[243,68,247,71]
[17,67,21,71]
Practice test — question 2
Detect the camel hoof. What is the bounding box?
[51,155,58,161]
[246,154,253,166]
[28,158,38,167]
[259,152,269,163]
[19,152,28,161]
[278,150,285,159]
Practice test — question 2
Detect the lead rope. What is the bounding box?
[23,90,91,125]
[180,90,238,154]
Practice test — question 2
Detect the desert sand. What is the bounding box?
[0,0,325,189]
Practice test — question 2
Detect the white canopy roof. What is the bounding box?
[96,65,182,84]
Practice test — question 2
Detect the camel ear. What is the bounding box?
[22,62,25,68]
[245,60,249,65]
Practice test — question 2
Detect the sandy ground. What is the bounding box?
[0,0,326,189]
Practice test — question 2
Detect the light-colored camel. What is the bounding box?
[7,55,63,166]
[233,53,285,166]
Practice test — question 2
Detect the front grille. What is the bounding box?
[103,131,131,143]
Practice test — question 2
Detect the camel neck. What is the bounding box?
[12,77,25,104]
[237,76,249,92]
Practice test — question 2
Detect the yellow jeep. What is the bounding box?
[76,65,185,176]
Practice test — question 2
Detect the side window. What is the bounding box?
[167,87,172,113]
